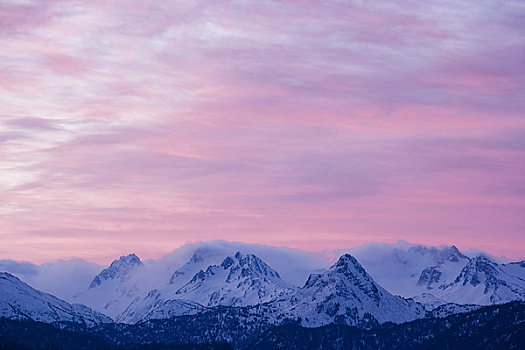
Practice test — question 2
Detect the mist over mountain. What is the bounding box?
[0,258,102,301]
[1,240,525,349]
[2,240,525,313]
[348,241,525,306]
[1,241,329,306]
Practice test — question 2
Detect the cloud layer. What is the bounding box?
[1,0,524,262]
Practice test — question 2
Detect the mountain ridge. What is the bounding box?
[2,241,525,327]
[0,272,111,325]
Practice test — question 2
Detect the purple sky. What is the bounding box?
[1,0,524,263]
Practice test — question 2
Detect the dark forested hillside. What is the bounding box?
[1,302,524,350]
[0,318,232,350]
[252,301,525,349]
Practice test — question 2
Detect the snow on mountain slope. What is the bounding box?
[349,242,471,297]
[121,252,426,327]
[274,254,426,327]
[436,255,525,305]
[89,253,142,289]
[113,245,525,325]
[118,251,294,323]
[71,247,232,320]
[168,247,235,290]
[4,241,524,325]
[501,261,525,280]
[2,241,327,318]
[0,272,111,325]
[350,241,525,307]
[116,248,241,323]
[175,252,292,307]
[117,289,206,324]
[72,254,148,319]
[415,246,469,290]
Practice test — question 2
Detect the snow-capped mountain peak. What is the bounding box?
[332,254,379,296]
[169,249,231,286]
[6,242,525,330]
[428,255,525,305]
[223,251,282,280]
[438,245,468,263]
[434,254,525,305]
[453,255,498,288]
[175,251,291,307]
[277,253,425,327]
[303,253,381,303]
[117,251,294,323]
[0,272,111,325]
[89,253,142,289]
[72,253,146,319]
[349,242,525,308]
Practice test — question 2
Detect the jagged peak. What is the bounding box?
[458,254,498,271]
[231,252,281,278]
[89,253,143,289]
[448,254,500,289]
[405,244,469,264]
[182,252,282,288]
[331,253,368,276]
[111,253,141,266]
[219,251,264,267]
[334,253,360,266]
[171,251,274,285]
[437,245,468,264]
[448,245,462,257]
[303,252,383,303]
[174,251,288,307]
[464,254,498,271]
[218,251,249,269]
[330,253,376,286]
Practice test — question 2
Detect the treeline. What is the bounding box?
[1,302,525,350]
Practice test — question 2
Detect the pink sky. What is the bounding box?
[1,0,524,264]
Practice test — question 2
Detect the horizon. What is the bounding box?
[2,1,524,263]
[2,239,520,266]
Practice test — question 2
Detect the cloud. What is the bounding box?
[0,239,520,302]
[0,241,330,301]
[0,258,102,300]
[0,0,524,262]
[156,240,330,286]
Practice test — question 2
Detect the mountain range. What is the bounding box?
[1,241,525,348]
[349,242,525,308]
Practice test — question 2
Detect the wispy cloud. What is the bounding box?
[1,0,524,262]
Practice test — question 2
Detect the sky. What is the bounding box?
[1,0,524,264]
